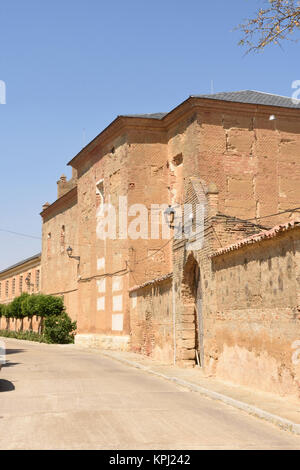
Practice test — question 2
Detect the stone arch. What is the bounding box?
[179,252,203,366]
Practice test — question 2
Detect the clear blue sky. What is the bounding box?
[0,0,299,270]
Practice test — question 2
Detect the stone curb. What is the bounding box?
[100,351,300,436]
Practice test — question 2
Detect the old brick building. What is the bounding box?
[3,89,300,397]
[0,253,41,305]
[0,253,41,331]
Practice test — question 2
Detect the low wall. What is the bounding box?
[209,228,300,399]
[130,277,174,363]
[75,333,130,350]
[0,315,41,333]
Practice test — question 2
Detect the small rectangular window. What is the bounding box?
[47,233,51,258]
[36,270,40,290]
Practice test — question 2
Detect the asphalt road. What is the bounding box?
[1,338,300,450]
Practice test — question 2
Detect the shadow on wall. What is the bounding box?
[0,379,15,392]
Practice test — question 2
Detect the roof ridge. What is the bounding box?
[248,89,300,101]
[193,89,299,101]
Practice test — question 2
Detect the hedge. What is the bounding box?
[0,329,45,343]
[0,293,76,344]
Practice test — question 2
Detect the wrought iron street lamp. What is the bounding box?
[66,246,80,261]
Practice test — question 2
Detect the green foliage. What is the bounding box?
[0,329,45,342]
[44,312,77,344]
[35,294,64,318]
[0,304,6,317]
[0,294,75,344]
[4,302,12,319]
[3,304,10,318]
[21,294,41,319]
[9,293,30,319]
[2,293,64,320]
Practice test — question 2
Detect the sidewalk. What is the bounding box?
[79,347,300,435]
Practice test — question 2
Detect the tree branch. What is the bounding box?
[237,0,300,53]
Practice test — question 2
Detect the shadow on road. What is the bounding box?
[0,379,15,392]
[2,362,20,368]
[5,349,25,355]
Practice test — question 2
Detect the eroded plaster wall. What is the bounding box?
[75,134,130,347]
[41,192,78,323]
[130,277,173,363]
[74,126,172,349]
[210,228,300,399]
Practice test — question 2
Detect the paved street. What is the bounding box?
[1,338,300,450]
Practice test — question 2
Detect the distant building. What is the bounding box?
[0,253,41,304]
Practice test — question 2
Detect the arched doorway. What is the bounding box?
[181,253,204,367]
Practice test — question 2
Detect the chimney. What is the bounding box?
[42,202,50,212]
[57,174,67,198]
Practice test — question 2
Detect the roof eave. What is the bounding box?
[66,96,194,170]
[0,253,41,278]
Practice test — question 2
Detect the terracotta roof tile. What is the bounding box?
[129,273,173,293]
[211,219,300,257]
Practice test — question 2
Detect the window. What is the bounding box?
[47,232,51,258]
[5,280,9,297]
[19,276,23,293]
[60,226,65,253]
[12,278,15,296]
[36,270,40,291]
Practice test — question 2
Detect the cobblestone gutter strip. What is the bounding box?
[100,351,300,436]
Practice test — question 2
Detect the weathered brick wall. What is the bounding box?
[210,227,300,398]
[170,177,266,367]
[75,135,131,346]
[167,102,300,227]
[39,96,300,357]
[72,125,172,349]
[130,276,173,363]
[126,128,171,287]
[41,188,78,322]
[211,214,269,252]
